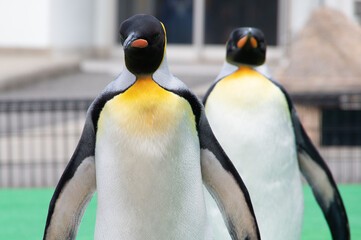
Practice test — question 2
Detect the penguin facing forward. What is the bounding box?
[43,15,260,240]
[203,27,349,240]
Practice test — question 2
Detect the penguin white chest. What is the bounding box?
[94,78,210,240]
[205,68,304,240]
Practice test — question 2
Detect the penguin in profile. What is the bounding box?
[203,27,349,240]
[42,15,260,240]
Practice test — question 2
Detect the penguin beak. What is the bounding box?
[123,32,148,49]
[237,33,258,49]
[131,39,148,48]
[237,36,248,48]
[250,36,258,48]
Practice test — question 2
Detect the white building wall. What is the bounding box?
[0,0,97,51]
[0,0,51,48]
[325,0,354,20]
[289,0,356,40]
[0,0,358,52]
[94,0,117,52]
[289,0,319,40]
[50,0,96,51]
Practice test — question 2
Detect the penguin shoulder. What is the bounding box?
[153,68,203,128]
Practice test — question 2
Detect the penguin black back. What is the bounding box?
[226,27,266,66]
[119,14,166,75]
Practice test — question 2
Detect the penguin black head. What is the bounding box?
[119,14,166,76]
[226,27,266,67]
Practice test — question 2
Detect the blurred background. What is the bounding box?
[1,0,361,187]
[0,0,360,239]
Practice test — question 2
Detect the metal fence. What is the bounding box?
[0,99,92,187]
[0,98,360,188]
[320,147,361,183]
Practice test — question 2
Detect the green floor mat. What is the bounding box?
[0,185,359,239]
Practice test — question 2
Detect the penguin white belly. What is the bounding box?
[205,69,304,240]
[94,78,211,240]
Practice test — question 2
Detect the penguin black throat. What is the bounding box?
[226,47,265,66]
[124,45,164,75]
[120,14,166,76]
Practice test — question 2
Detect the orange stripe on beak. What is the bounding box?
[131,39,148,48]
[250,37,258,48]
[237,36,248,48]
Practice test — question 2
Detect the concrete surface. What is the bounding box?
[0,46,284,99]
[0,52,224,99]
[0,52,81,92]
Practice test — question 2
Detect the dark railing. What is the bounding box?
[0,98,360,187]
[0,99,92,187]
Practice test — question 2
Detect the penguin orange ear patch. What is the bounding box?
[131,39,148,48]
[237,36,248,48]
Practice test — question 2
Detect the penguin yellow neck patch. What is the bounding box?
[97,77,195,138]
[209,66,286,109]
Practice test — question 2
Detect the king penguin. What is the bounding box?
[42,15,261,240]
[203,27,350,240]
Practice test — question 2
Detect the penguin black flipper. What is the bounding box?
[43,113,96,240]
[43,72,136,240]
[269,78,350,240]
